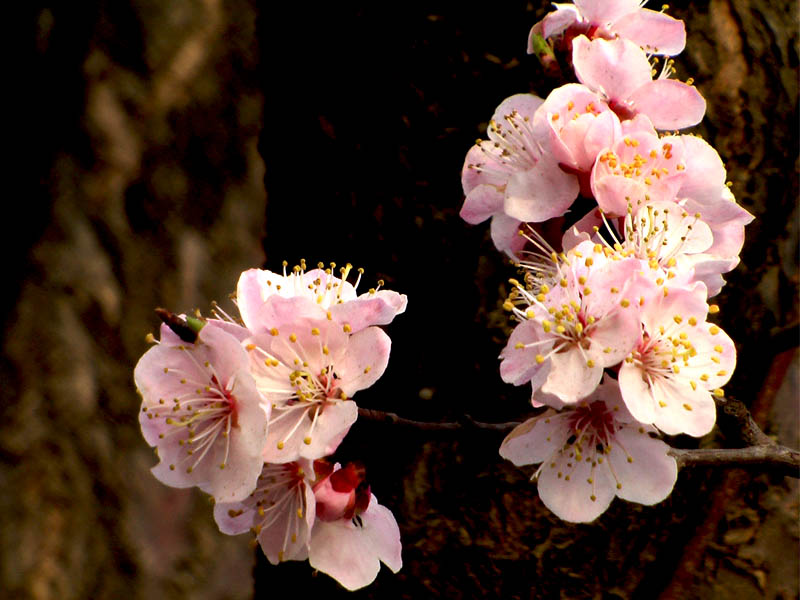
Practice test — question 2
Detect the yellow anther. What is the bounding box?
[690,381,697,390]
[289,333,297,342]
[363,366,372,374]
[620,299,630,307]
[688,317,697,326]
[610,287,619,293]
[246,343,256,351]
[311,327,320,336]
[556,325,566,334]
[586,359,595,368]
[714,345,723,353]
[673,315,683,324]
[560,278,568,287]
[683,403,693,411]
[536,293,546,302]
[542,320,552,333]
[578,276,587,285]
[515,342,524,349]
[713,388,724,397]
[583,287,592,295]
[700,374,709,382]
[535,354,545,364]
[270,328,279,336]
[277,441,285,449]
[709,304,720,314]
[322,345,330,355]
[503,301,514,311]
[343,324,352,333]
[303,436,312,445]
[585,257,594,267]
[541,284,550,294]
[717,370,727,377]
[575,323,584,335]
[709,325,720,335]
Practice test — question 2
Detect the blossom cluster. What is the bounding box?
[135,262,406,589]
[461,1,752,522]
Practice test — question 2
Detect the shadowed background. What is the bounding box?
[6,1,798,598]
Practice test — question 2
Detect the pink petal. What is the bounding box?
[587,307,641,366]
[540,344,603,403]
[591,173,649,216]
[308,495,402,591]
[263,400,358,463]
[504,155,579,222]
[539,5,580,39]
[492,93,545,125]
[250,296,328,334]
[537,447,616,522]
[499,412,571,466]
[612,9,686,55]
[628,80,706,130]
[490,214,525,257]
[574,0,640,24]
[236,268,271,331]
[572,36,652,102]
[461,145,506,194]
[607,427,677,504]
[499,320,553,386]
[258,482,316,564]
[676,135,727,203]
[197,370,271,502]
[336,327,392,397]
[581,109,622,169]
[329,291,407,333]
[460,184,505,225]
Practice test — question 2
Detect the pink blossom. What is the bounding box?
[214,460,316,564]
[572,35,705,130]
[135,321,270,502]
[500,239,643,404]
[500,375,678,522]
[237,263,406,335]
[308,493,402,591]
[618,283,736,436]
[245,313,391,463]
[532,83,622,197]
[530,1,686,56]
[590,126,686,216]
[564,200,717,295]
[461,94,579,256]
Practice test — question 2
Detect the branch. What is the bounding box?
[357,408,517,432]
[668,446,800,478]
[357,407,800,477]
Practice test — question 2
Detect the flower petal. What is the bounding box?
[308,495,402,591]
[608,427,677,504]
[336,327,392,397]
[628,80,706,130]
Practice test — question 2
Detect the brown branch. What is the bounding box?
[357,407,800,477]
[357,408,517,432]
[668,446,800,478]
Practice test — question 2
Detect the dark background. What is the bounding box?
[6,1,798,598]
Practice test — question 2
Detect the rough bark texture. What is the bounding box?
[5,1,797,599]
